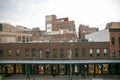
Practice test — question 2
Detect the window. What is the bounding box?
[110,64,116,74]
[39,49,43,59]
[60,49,64,58]
[22,36,25,43]
[89,49,93,57]
[111,37,115,45]
[30,37,32,42]
[118,37,120,45]
[8,49,12,56]
[18,36,21,42]
[82,48,86,57]
[25,49,29,58]
[88,64,94,74]
[53,49,57,58]
[45,64,51,74]
[96,49,100,57]
[0,49,3,57]
[102,64,109,74]
[67,49,72,59]
[26,37,29,42]
[38,64,44,74]
[46,49,50,58]
[16,49,20,56]
[32,49,36,57]
[95,64,102,74]
[112,50,115,57]
[119,50,120,56]
[75,48,79,58]
[59,64,65,74]
[103,49,108,57]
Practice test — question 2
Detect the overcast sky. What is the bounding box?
[0,0,120,31]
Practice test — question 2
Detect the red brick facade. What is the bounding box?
[79,25,98,39]
[109,28,120,59]
[0,42,110,60]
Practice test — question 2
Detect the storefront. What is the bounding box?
[0,60,120,75]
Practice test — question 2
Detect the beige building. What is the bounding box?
[105,22,120,29]
[0,31,32,43]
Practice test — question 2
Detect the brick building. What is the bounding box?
[85,28,120,60]
[109,28,120,59]
[45,15,75,32]
[105,22,120,29]
[78,24,98,39]
[0,31,32,43]
[0,23,31,33]
[0,41,120,75]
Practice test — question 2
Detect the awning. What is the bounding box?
[0,60,120,64]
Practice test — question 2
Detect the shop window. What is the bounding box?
[3,64,14,74]
[60,49,64,58]
[16,64,22,73]
[32,49,36,58]
[53,49,57,58]
[38,64,44,74]
[89,49,93,57]
[8,49,12,56]
[96,49,100,57]
[116,64,120,74]
[39,49,43,59]
[95,64,102,74]
[25,49,29,58]
[75,48,79,58]
[16,49,20,56]
[32,65,38,74]
[45,64,51,74]
[74,64,79,74]
[59,64,65,75]
[102,64,109,74]
[52,65,58,74]
[46,49,50,58]
[0,65,2,73]
[82,48,86,58]
[103,48,108,57]
[0,49,3,57]
[111,37,115,45]
[88,64,94,74]
[110,64,116,74]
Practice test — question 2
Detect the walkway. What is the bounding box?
[2,74,120,80]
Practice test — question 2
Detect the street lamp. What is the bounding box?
[70,44,73,80]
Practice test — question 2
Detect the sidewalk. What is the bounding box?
[2,74,120,80]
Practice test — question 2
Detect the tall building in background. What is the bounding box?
[78,24,98,39]
[45,15,75,32]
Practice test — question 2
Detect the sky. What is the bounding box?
[0,0,120,31]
